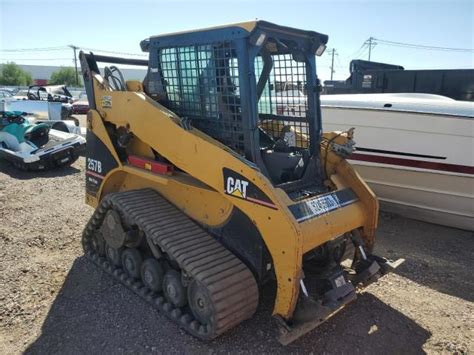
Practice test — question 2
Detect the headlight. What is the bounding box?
[316,44,326,56]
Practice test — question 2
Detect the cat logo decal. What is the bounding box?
[226,177,249,198]
[223,168,277,209]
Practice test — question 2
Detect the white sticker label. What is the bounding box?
[290,188,358,223]
[101,95,112,108]
[306,194,340,215]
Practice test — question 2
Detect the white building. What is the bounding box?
[0,64,147,85]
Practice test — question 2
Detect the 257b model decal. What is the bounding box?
[223,168,277,209]
[85,130,119,197]
[87,158,103,174]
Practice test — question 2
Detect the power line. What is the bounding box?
[80,47,147,57]
[348,43,367,59]
[1,45,147,57]
[0,58,72,61]
[355,46,369,60]
[373,38,474,52]
[0,46,69,52]
[350,36,474,63]
[336,55,345,71]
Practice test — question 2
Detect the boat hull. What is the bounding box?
[352,162,473,230]
[321,100,473,231]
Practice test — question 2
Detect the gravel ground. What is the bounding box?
[0,156,473,354]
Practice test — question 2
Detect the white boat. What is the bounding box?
[320,93,474,231]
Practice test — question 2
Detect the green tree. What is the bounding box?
[0,62,33,86]
[49,67,82,86]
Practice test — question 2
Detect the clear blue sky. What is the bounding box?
[1,0,473,81]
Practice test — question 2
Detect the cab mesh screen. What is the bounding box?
[256,54,309,149]
[159,42,244,153]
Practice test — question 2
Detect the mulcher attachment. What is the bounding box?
[82,189,259,340]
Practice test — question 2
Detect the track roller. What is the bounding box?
[141,258,164,292]
[163,270,187,307]
[122,248,143,279]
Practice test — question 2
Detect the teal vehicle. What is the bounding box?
[0,111,85,170]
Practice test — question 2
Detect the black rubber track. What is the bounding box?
[82,188,259,340]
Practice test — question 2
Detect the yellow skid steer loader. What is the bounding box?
[79,20,401,344]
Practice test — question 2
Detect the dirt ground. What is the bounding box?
[0,156,473,354]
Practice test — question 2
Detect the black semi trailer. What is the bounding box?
[323,59,474,101]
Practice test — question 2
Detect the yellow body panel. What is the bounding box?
[322,132,379,248]
[86,74,378,319]
[300,202,367,254]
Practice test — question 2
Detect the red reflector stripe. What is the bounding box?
[128,155,174,175]
[350,153,474,175]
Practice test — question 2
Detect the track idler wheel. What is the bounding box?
[141,258,164,293]
[188,279,214,325]
[101,209,129,248]
[122,248,143,279]
[163,270,187,307]
[105,244,123,267]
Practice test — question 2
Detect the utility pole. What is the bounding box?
[69,45,79,86]
[329,48,336,80]
[367,37,375,61]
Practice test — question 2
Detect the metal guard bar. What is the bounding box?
[83,52,148,66]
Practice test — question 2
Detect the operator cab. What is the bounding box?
[141,21,328,196]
